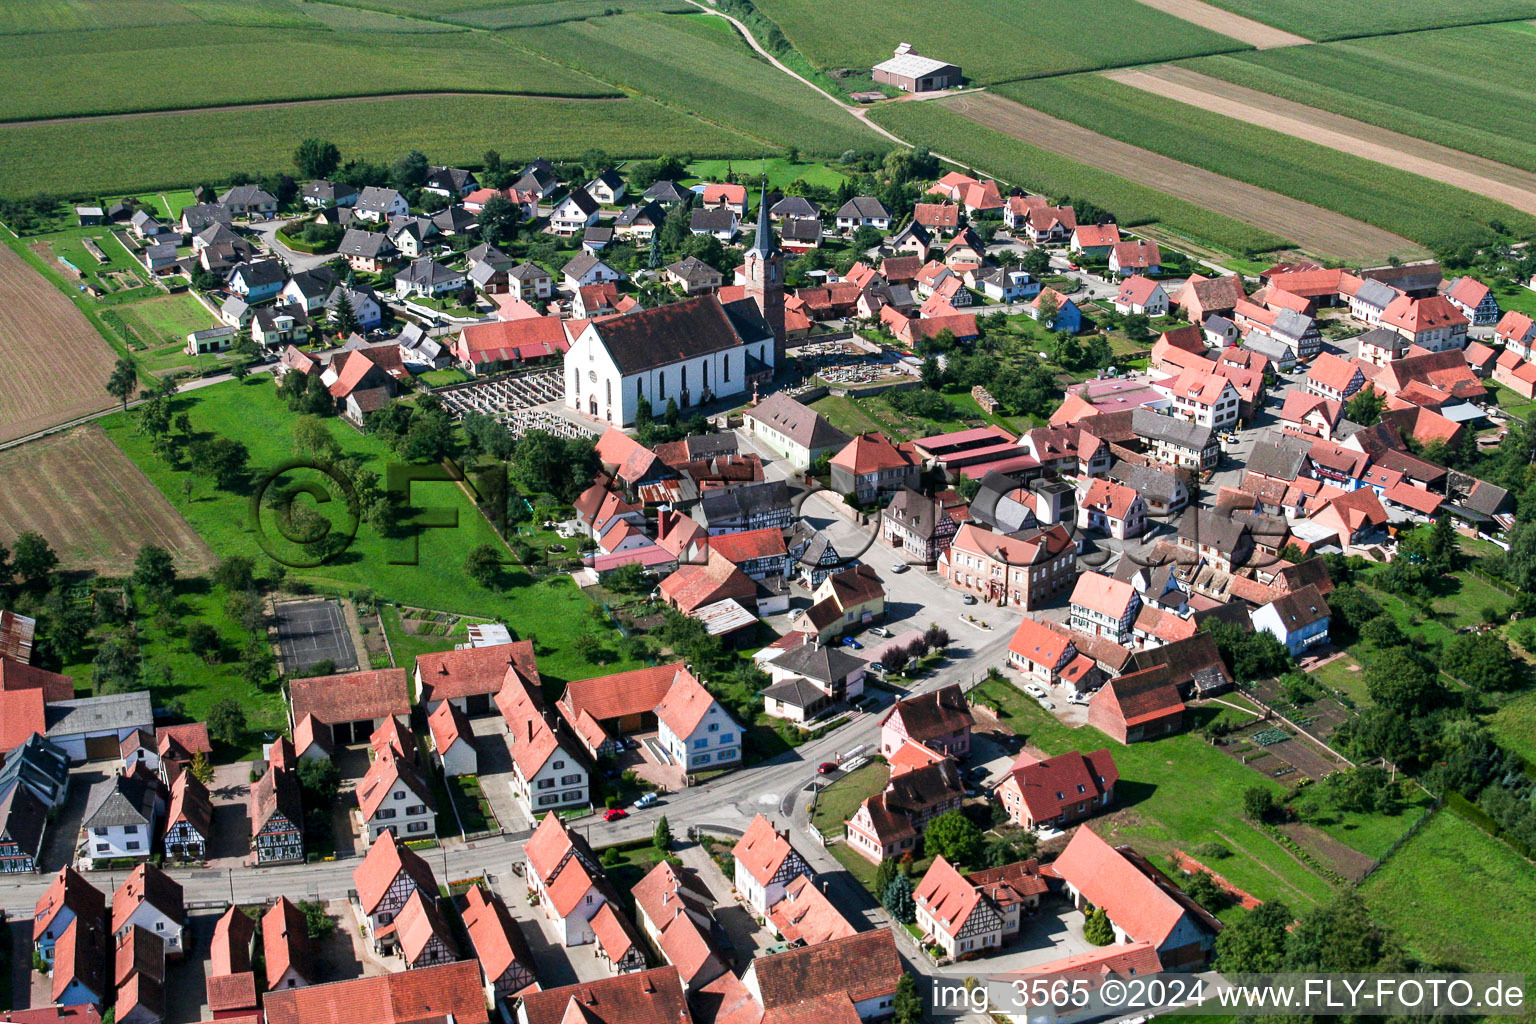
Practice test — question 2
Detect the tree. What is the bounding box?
[390,149,429,191]
[207,698,247,747]
[1021,248,1051,277]
[186,622,222,663]
[607,562,647,595]
[893,973,922,1024]
[188,438,249,490]
[1183,871,1233,913]
[297,900,337,940]
[213,555,256,593]
[93,637,141,694]
[1363,648,1447,714]
[11,531,57,586]
[1359,615,1407,649]
[1345,385,1385,427]
[1283,890,1403,972]
[573,631,605,662]
[478,193,520,246]
[881,872,915,924]
[132,545,177,595]
[653,815,673,852]
[924,624,951,650]
[922,810,982,865]
[328,289,360,336]
[106,358,138,412]
[1083,907,1115,945]
[188,750,214,786]
[1205,622,1291,682]
[874,857,899,897]
[880,645,910,674]
[465,544,502,587]
[294,138,341,180]
[1216,898,1293,972]
[1242,786,1274,822]
[297,756,340,805]
[1443,631,1526,691]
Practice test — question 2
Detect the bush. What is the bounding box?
[1193,841,1232,860]
[1084,907,1115,945]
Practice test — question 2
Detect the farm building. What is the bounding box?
[872,43,961,92]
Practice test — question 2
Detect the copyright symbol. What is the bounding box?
[1101,979,1126,1007]
[788,483,882,570]
[249,458,360,568]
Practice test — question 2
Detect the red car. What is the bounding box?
[817,762,839,775]
[603,808,628,822]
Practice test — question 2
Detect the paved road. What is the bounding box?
[246,220,336,274]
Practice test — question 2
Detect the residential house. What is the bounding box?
[302,180,358,209]
[249,760,303,865]
[262,897,311,991]
[940,523,1077,610]
[427,700,477,778]
[700,182,748,216]
[1108,461,1189,518]
[1445,276,1499,325]
[279,267,337,313]
[549,190,600,235]
[882,487,964,565]
[1173,274,1245,325]
[395,889,458,970]
[33,867,105,965]
[218,185,277,220]
[1088,665,1186,744]
[879,684,972,758]
[834,196,892,233]
[914,857,1047,960]
[792,564,886,642]
[497,672,588,816]
[1027,287,1082,332]
[0,783,46,872]
[227,260,286,302]
[522,813,607,946]
[250,304,312,350]
[352,829,438,949]
[743,929,904,1023]
[1380,293,1468,352]
[630,861,726,991]
[1115,276,1168,316]
[1109,240,1161,278]
[1251,583,1331,657]
[1348,278,1400,326]
[743,392,850,470]
[1132,408,1218,470]
[0,732,70,809]
[1069,572,1140,644]
[1495,311,1536,360]
[761,641,867,722]
[111,863,183,956]
[1077,477,1147,540]
[828,431,920,502]
[689,207,738,242]
[353,187,408,223]
[1162,369,1240,431]
[1048,826,1221,969]
[1306,352,1367,403]
[357,748,436,845]
[324,285,383,330]
[583,169,625,205]
[386,216,438,259]
[519,968,692,1024]
[1071,223,1121,258]
[337,229,398,273]
[460,885,536,1006]
[664,256,722,295]
[971,267,1040,303]
[423,166,477,198]
[160,772,210,861]
[52,917,108,1009]
[80,772,158,866]
[844,758,965,863]
[1005,618,1097,693]
[393,258,466,300]
[655,669,741,774]
[992,749,1117,830]
[731,813,812,914]
[264,962,487,1024]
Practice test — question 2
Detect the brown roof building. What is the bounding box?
[1088,665,1186,744]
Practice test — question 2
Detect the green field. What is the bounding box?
[996,75,1536,253]
[0,26,614,122]
[1187,23,1536,174]
[1198,0,1536,42]
[112,293,224,374]
[99,377,641,692]
[517,13,876,154]
[0,94,762,197]
[869,100,1289,255]
[43,229,159,303]
[0,0,319,34]
[972,678,1336,908]
[1486,690,1536,768]
[1364,809,1536,977]
[749,0,1249,85]
[298,0,694,29]
[685,156,848,195]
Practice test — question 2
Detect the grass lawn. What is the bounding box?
[810,761,889,839]
[1490,380,1536,421]
[379,604,459,675]
[417,368,473,388]
[594,841,670,916]
[1364,808,1536,978]
[1307,654,1371,706]
[1492,278,1536,320]
[43,228,159,303]
[686,157,849,196]
[1485,689,1536,768]
[1289,783,1434,860]
[971,678,1336,908]
[111,293,224,374]
[100,377,640,693]
[61,577,287,759]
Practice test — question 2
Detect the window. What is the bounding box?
[561,774,581,785]
[395,791,405,801]
[719,733,733,744]
[407,821,429,833]
[95,844,109,854]
[155,922,164,932]
[407,805,426,816]
[708,722,718,732]
[553,760,564,770]
[124,825,138,834]
[693,738,707,749]
[538,795,558,806]
[127,841,141,851]
[377,808,396,820]
[537,778,554,790]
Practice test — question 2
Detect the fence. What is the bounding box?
[1467,566,1518,596]
[1358,800,1442,882]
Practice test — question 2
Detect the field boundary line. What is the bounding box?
[1125,0,1310,49]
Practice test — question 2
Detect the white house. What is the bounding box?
[1160,369,1240,430]
[1069,572,1141,645]
[427,700,477,778]
[564,294,774,427]
[325,286,383,332]
[742,390,850,471]
[655,669,741,773]
[498,675,589,816]
[353,186,409,223]
[585,170,626,206]
[1251,584,1331,658]
[1077,477,1147,540]
[111,863,184,956]
[833,196,892,233]
[548,190,600,235]
[80,772,158,865]
[355,750,436,845]
[1114,276,1168,316]
[523,813,606,946]
[561,252,623,291]
[731,814,812,914]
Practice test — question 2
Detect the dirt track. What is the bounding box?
[0,241,119,444]
[1107,66,1536,216]
[0,424,214,573]
[1128,0,1310,48]
[945,91,1426,264]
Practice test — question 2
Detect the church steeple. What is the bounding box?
[742,176,785,365]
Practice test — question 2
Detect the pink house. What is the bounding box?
[879,683,973,759]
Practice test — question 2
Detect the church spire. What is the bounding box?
[751,177,775,256]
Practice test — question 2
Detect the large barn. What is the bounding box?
[872,43,961,92]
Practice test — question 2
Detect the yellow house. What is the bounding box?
[792,564,886,641]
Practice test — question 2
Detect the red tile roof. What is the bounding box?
[653,668,721,740]
[0,687,47,752]
[1446,275,1491,309]
[427,699,470,756]
[261,897,311,990]
[1070,571,1136,619]
[561,661,684,726]
[1092,666,1184,728]
[206,971,259,1014]
[708,527,787,564]
[1073,223,1121,248]
[830,431,916,475]
[289,669,410,726]
[111,864,182,936]
[1116,275,1162,306]
[998,749,1118,824]
[263,960,489,1024]
[0,659,73,702]
[1307,352,1364,394]
[1080,477,1141,521]
[520,966,691,1024]
[52,917,106,1004]
[415,641,539,704]
[880,683,972,744]
[210,905,255,976]
[1002,941,1162,989]
[114,925,163,987]
[1381,294,1467,335]
[659,551,756,614]
[767,873,855,946]
[732,813,804,887]
[1112,240,1161,270]
[495,672,564,778]
[913,855,981,937]
[352,829,437,916]
[1049,827,1211,949]
[460,885,534,987]
[750,929,902,1009]
[395,887,455,965]
[457,315,569,366]
[34,867,104,942]
[356,748,434,823]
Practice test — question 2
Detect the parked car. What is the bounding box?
[603,808,628,822]
[1067,694,1091,706]
[817,762,839,775]
[869,626,891,638]
[1023,683,1048,698]
[962,594,978,605]
[889,562,910,574]
[633,792,659,809]
[841,636,863,649]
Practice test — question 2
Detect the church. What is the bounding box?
[564,184,784,427]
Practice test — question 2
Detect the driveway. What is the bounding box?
[42,765,104,871]
[245,220,336,274]
[931,902,1093,976]
[206,761,254,866]
[470,715,529,835]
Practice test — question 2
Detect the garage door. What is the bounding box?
[85,733,120,761]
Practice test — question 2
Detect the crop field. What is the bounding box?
[1196,0,1536,41]
[0,26,614,122]
[0,240,120,443]
[0,0,317,34]
[304,0,693,28]
[870,97,1323,259]
[748,0,1248,85]
[0,425,215,574]
[997,75,1536,253]
[1186,23,1536,175]
[0,94,762,198]
[100,378,640,690]
[518,13,877,153]
[1364,809,1536,978]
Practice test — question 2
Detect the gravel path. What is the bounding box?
[1127,0,1311,48]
